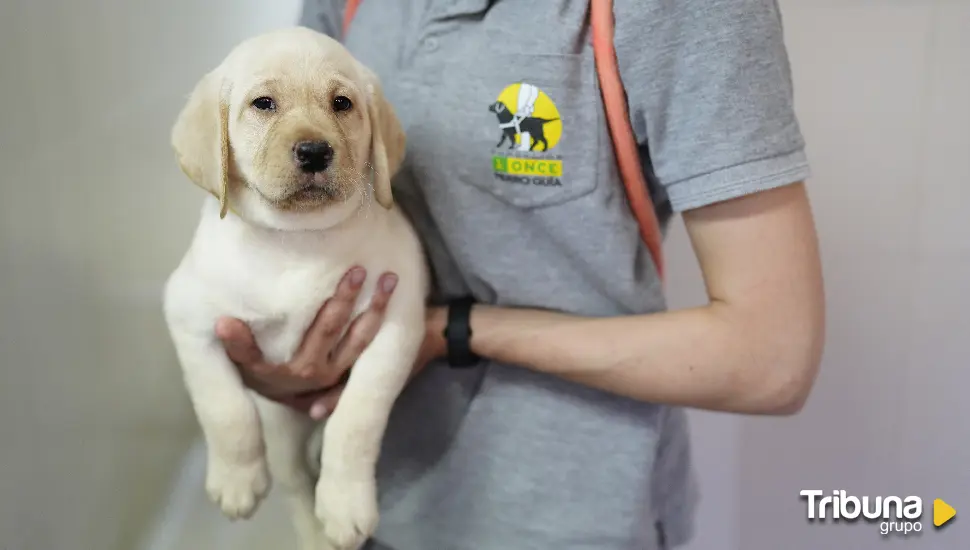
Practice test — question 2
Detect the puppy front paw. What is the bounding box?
[315,473,378,550]
[205,455,271,520]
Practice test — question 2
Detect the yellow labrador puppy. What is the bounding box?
[163,27,428,550]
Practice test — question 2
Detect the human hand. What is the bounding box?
[305,304,447,418]
[215,266,400,419]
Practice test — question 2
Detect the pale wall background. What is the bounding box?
[0,1,966,549]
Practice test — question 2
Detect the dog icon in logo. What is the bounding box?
[488,82,561,152]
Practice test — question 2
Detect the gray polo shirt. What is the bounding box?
[301,1,810,549]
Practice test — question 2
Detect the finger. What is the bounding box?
[216,317,265,366]
[369,272,399,311]
[309,386,344,420]
[295,267,368,369]
[240,362,333,398]
[329,272,397,368]
[277,389,330,414]
[236,363,290,397]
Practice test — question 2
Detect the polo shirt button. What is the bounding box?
[423,38,439,51]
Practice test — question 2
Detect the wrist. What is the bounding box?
[466,303,497,358]
[424,306,448,361]
[464,305,566,370]
[443,297,482,368]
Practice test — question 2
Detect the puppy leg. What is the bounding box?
[314,321,423,550]
[170,330,270,520]
[254,394,321,550]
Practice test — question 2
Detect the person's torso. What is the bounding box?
[315,2,697,548]
[345,0,668,314]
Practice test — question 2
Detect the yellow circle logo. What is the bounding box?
[488,82,562,152]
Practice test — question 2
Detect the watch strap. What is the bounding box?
[443,297,480,368]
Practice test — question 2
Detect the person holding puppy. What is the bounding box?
[216,1,825,549]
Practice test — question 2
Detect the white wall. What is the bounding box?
[0,1,302,549]
[1,1,967,549]
[736,1,970,548]
[679,1,970,549]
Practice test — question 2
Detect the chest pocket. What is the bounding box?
[413,52,602,210]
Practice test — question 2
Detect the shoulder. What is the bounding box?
[612,0,792,75]
[162,206,241,330]
[613,0,788,38]
[163,258,215,334]
[382,207,432,298]
[611,0,809,212]
[298,0,346,38]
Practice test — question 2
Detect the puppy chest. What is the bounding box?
[214,266,329,357]
[227,267,378,365]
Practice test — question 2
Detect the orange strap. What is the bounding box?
[343,0,362,38]
[342,0,665,281]
[589,0,665,281]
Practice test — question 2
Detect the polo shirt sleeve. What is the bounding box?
[614,0,811,213]
[298,0,345,38]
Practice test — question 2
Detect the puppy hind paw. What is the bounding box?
[205,457,271,520]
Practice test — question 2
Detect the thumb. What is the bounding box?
[309,387,343,420]
[215,317,265,366]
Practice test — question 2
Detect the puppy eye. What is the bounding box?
[252,96,276,111]
[332,96,353,112]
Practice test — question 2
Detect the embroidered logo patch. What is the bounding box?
[488,82,564,188]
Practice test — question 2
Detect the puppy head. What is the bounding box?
[171,27,405,229]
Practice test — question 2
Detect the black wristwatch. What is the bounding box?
[443,296,481,368]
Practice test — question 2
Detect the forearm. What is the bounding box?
[470,300,821,415]
[465,184,823,415]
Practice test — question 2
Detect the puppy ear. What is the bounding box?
[364,74,405,210]
[171,70,232,218]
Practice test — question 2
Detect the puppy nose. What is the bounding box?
[293,141,334,173]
